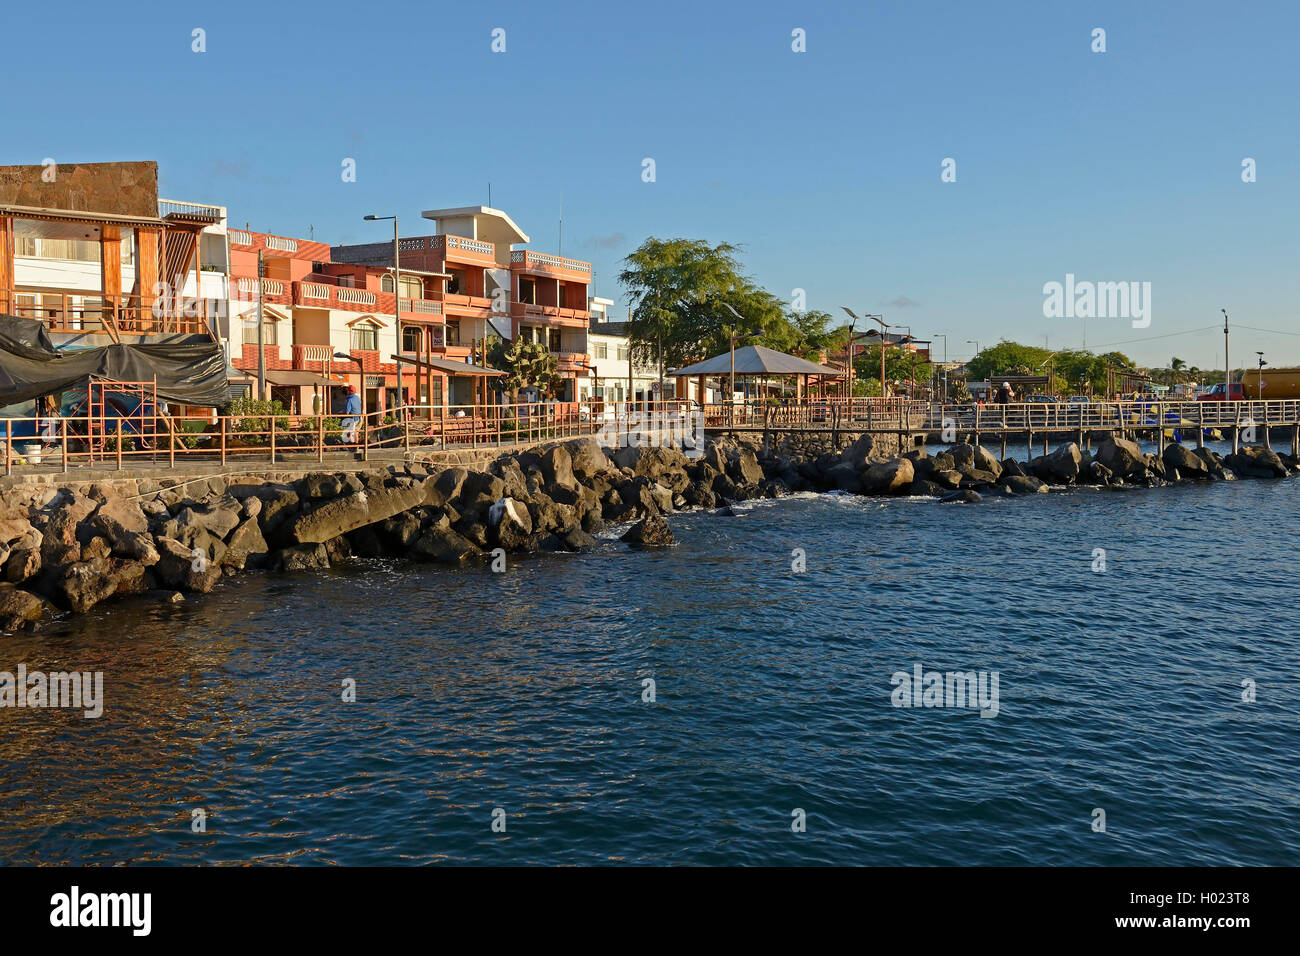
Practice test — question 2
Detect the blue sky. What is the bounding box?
[5,0,1298,369]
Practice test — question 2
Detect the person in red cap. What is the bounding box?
[341,386,362,443]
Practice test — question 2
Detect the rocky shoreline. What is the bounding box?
[0,432,1294,632]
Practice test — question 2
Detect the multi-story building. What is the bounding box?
[332,205,592,405]
[587,299,664,406]
[1,161,226,351]
[226,228,413,416]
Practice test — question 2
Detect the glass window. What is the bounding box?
[351,325,378,351]
[401,326,422,351]
[595,343,608,360]
[242,319,278,345]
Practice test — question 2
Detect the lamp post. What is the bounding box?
[721,303,760,424]
[932,333,948,403]
[1256,351,1266,400]
[841,308,890,412]
[1222,309,1230,400]
[364,214,401,414]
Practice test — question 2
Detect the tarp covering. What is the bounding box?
[0,314,230,407]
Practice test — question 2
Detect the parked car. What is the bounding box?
[1026,394,1058,403]
[1067,395,1091,404]
[1196,383,1245,401]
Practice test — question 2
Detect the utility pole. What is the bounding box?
[1222,309,1231,398]
[256,249,266,401]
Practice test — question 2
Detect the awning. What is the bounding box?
[669,344,841,377]
[390,354,506,377]
[263,370,339,387]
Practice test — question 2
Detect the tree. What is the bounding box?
[617,237,799,371]
[486,336,561,403]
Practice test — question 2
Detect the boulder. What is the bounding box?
[154,537,223,592]
[301,473,343,499]
[1001,475,1049,495]
[1226,446,1289,479]
[1095,436,1146,480]
[223,518,270,570]
[272,543,331,572]
[290,482,426,543]
[934,469,963,490]
[566,438,615,480]
[1163,443,1209,479]
[825,462,864,493]
[539,445,578,491]
[488,497,534,550]
[838,433,876,468]
[49,557,119,613]
[909,479,945,497]
[972,445,1002,476]
[0,584,46,630]
[939,489,982,504]
[861,458,915,495]
[1030,442,1084,485]
[620,515,674,547]
[411,526,481,563]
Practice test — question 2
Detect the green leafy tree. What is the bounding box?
[617,237,799,371]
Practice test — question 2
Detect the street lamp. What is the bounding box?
[842,308,890,407]
[1256,351,1267,399]
[932,333,949,403]
[364,214,401,413]
[720,302,760,423]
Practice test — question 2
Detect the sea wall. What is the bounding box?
[0,432,1294,632]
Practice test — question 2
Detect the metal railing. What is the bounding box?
[3,398,1297,477]
[0,400,695,475]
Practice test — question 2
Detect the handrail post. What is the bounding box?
[61,419,68,473]
[270,416,276,464]
[116,420,123,471]
[4,419,10,477]
[221,416,228,465]
[318,412,326,462]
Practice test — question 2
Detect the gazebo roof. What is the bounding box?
[668,344,840,377]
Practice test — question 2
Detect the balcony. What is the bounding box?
[1,287,214,339]
[235,275,292,307]
[555,351,591,372]
[290,279,391,314]
[291,343,333,371]
[510,250,592,282]
[399,297,443,319]
[430,234,496,267]
[510,302,589,328]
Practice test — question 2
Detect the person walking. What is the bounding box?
[341,386,362,444]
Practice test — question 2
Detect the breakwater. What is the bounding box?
[0,431,1295,632]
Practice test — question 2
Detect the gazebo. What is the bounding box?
[668,344,842,405]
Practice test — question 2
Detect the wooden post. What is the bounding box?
[1291,423,1299,457]
[973,404,980,448]
[1197,404,1205,450]
[116,420,123,471]
[1231,423,1240,455]
[4,419,10,477]
[318,412,326,463]
[270,416,276,464]
[61,419,68,474]
[169,417,175,468]
[221,416,227,466]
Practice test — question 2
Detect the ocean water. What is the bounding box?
[2,472,1298,865]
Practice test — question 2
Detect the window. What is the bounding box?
[595,343,608,360]
[617,346,630,362]
[445,322,460,346]
[401,326,422,352]
[518,278,536,304]
[548,329,562,352]
[382,274,424,299]
[350,324,379,351]
[14,237,99,261]
[242,316,278,345]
